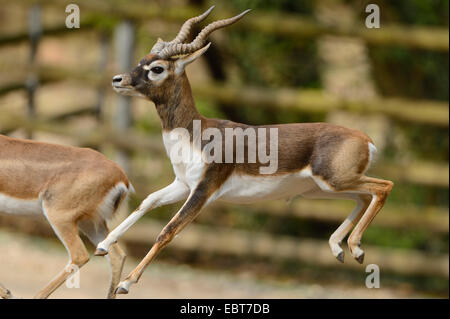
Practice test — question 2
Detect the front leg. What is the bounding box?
[115,173,224,295]
[95,179,189,255]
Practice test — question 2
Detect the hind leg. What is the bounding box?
[345,176,393,263]
[329,194,371,262]
[0,283,12,299]
[36,204,90,299]
[79,220,126,299]
[310,138,393,263]
[302,190,371,262]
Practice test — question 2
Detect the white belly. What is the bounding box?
[162,130,321,203]
[216,168,318,204]
[0,192,43,216]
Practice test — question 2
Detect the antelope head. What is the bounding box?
[111,6,250,104]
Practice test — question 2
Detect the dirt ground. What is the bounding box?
[0,229,429,299]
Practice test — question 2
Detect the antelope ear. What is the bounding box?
[174,43,211,75]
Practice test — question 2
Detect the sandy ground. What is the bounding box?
[0,229,428,299]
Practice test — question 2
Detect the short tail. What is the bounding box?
[99,182,130,222]
[368,142,378,168]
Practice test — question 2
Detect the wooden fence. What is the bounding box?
[0,1,448,285]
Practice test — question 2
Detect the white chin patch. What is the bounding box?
[113,87,146,98]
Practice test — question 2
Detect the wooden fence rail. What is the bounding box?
[1,0,448,51]
[1,65,449,128]
[193,84,450,128]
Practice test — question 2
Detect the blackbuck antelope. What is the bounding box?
[0,134,132,298]
[96,6,394,295]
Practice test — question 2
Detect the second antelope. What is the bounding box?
[96,6,394,294]
[0,134,131,299]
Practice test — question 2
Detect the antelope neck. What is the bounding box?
[154,75,202,132]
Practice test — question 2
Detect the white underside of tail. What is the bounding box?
[368,142,377,169]
[97,182,130,222]
[128,183,136,194]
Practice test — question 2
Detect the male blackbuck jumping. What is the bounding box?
[0,134,132,298]
[96,6,393,294]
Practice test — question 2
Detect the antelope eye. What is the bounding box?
[151,66,164,74]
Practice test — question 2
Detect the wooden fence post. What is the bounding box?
[95,31,110,122]
[113,21,134,174]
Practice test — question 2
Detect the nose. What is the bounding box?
[112,75,122,85]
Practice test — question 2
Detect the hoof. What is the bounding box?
[329,241,344,263]
[115,286,129,295]
[355,251,365,264]
[0,291,12,299]
[336,251,345,263]
[348,241,364,264]
[94,247,108,256]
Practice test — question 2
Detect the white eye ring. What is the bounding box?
[146,64,167,82]
[146,60,167,80]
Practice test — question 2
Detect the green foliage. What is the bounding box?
[405,124,448,161]
[363,226,449,253]
[383,123,449,164]
[86,14,119,32]
[229,31,321,89]
[226,0,314,14]
[134,113,161,134]
[224,0,320,92]
[196,98,227,119]
[358,1,449,217]
[387,183,449,208]
[351,0,449,26]
[369,46,449,101]
[219,102,326,126]
[384,0,449,26]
